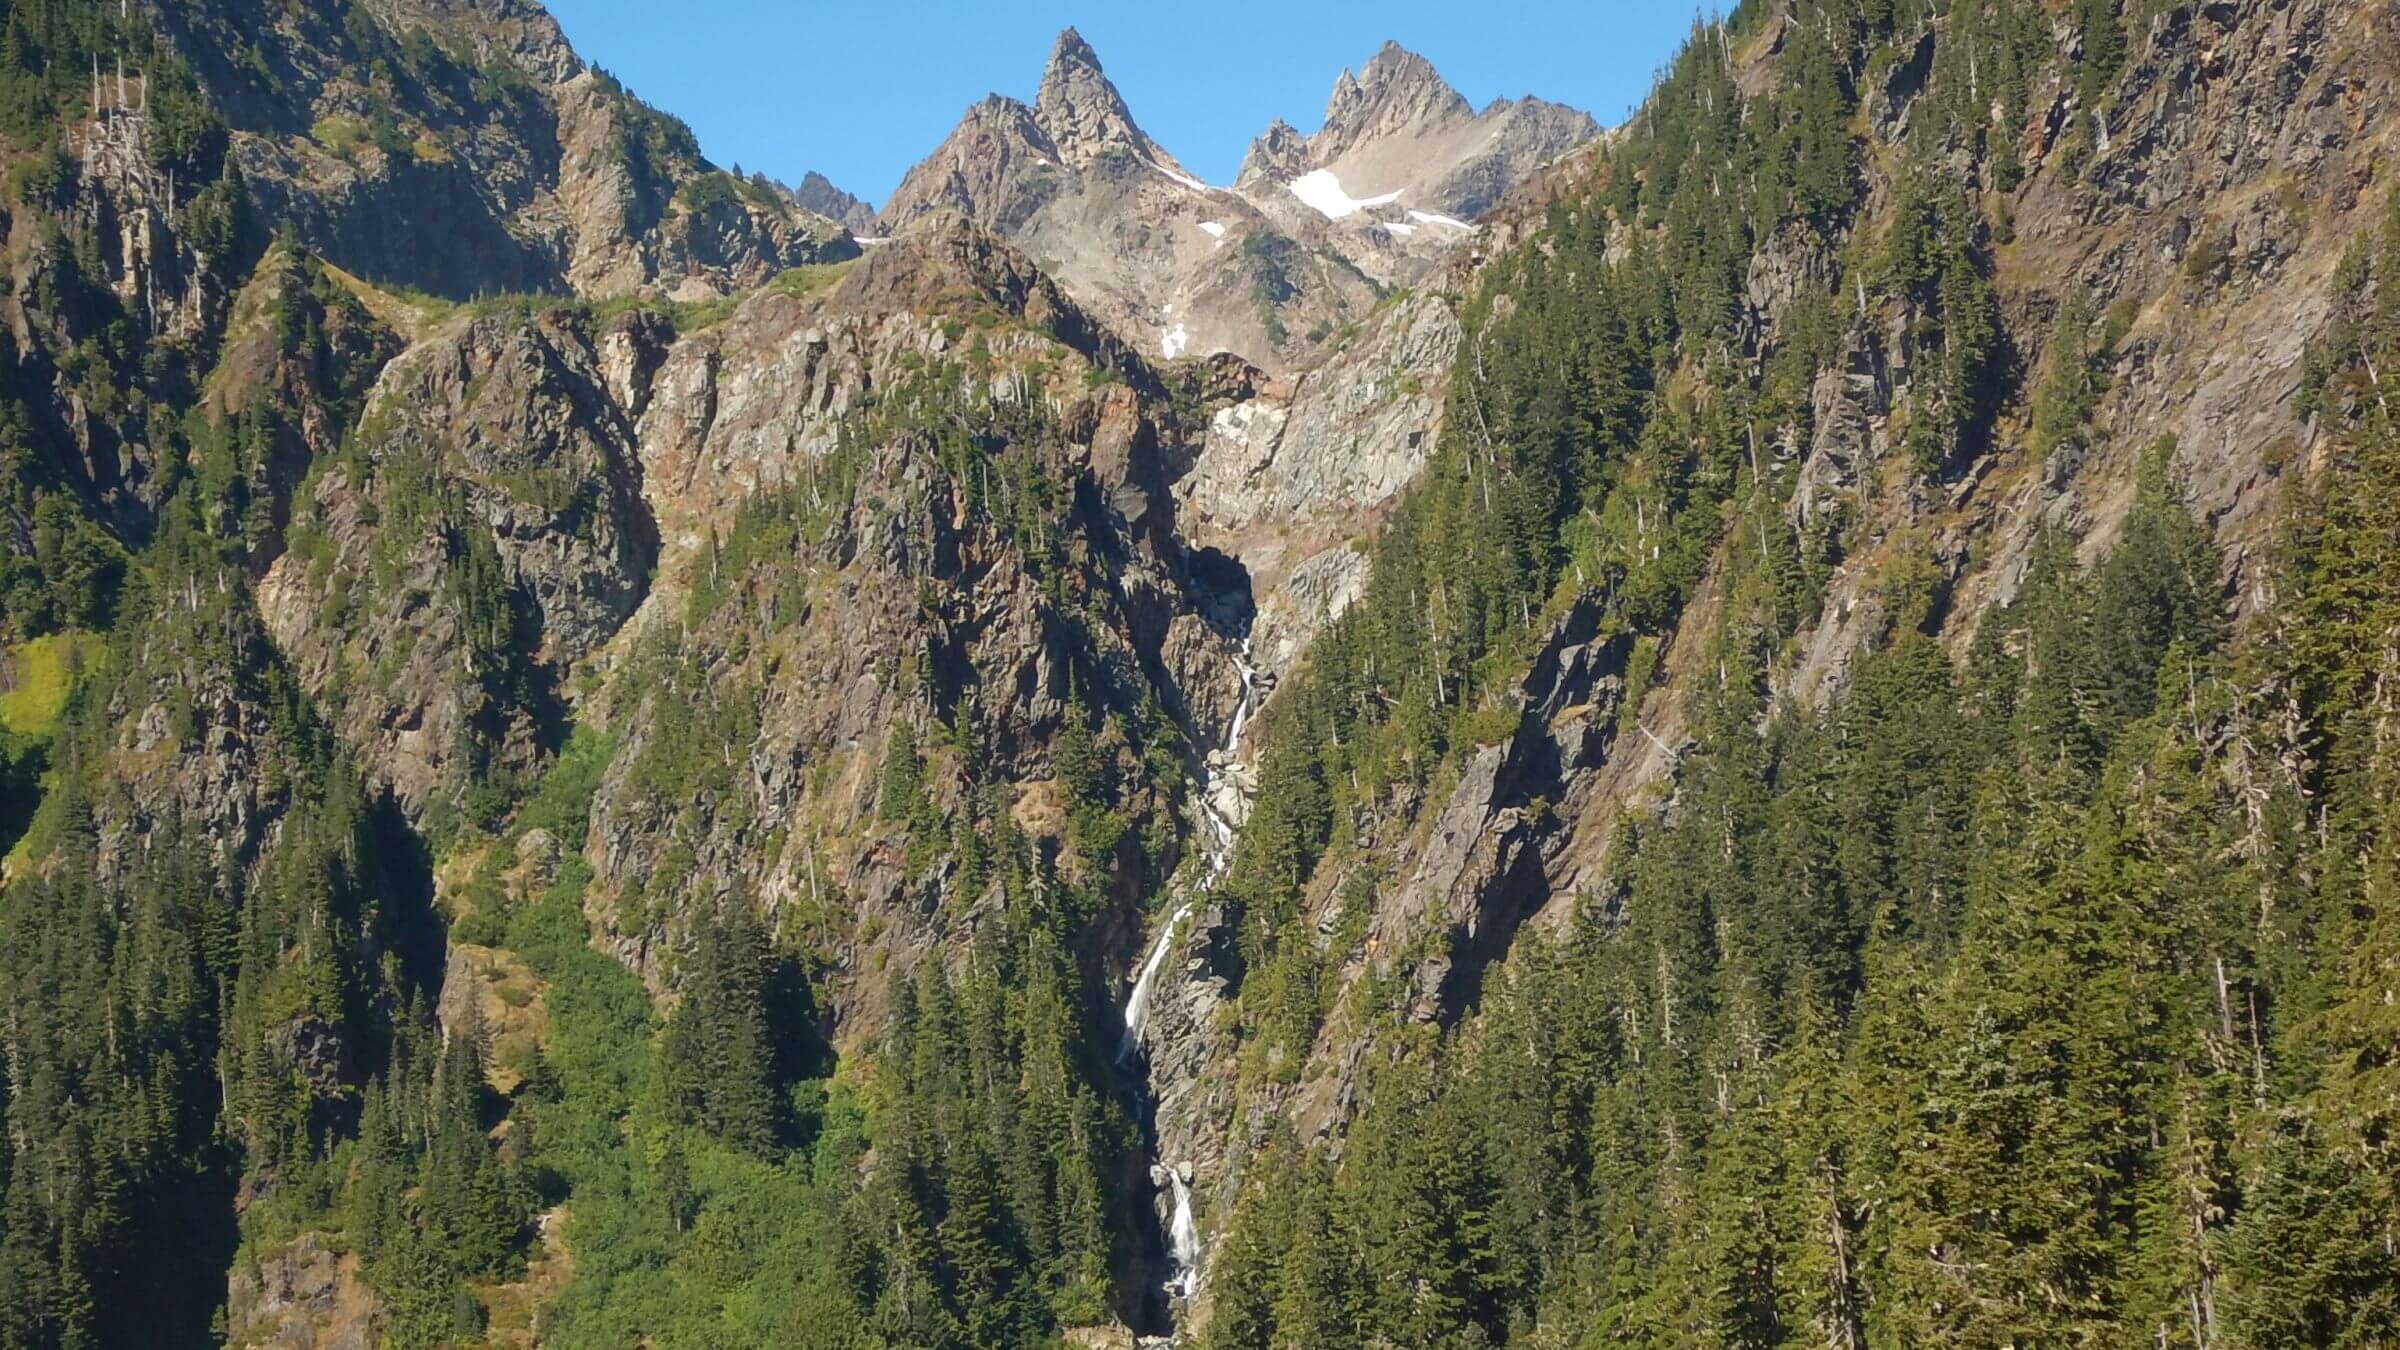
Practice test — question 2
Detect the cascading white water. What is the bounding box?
[1165,1167,1201,1299]
[1122,637,1256,1059]
[1118,901,1190,1063]
[1220,638,1257,760]
[1121,633,1258,1306]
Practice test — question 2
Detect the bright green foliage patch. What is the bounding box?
[0,629,101,738]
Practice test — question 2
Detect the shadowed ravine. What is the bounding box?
[6,1,2400,1346]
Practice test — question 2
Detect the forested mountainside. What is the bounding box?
[0,0,2396,1347]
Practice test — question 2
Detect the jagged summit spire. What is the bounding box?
[1328,66,1362,110]
[1237,117,1308,185]
[1048,26,1101,72]
[1323,39,1469,131]
[1310,39,1475,164]
[792,170,876,233]
[1363,39,1449,89]
[1035,25,1162,166]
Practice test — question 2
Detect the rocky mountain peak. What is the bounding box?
[1227,39,1597,226]
[882,26,1593,372]
[1360,40,1466,110]
[29,4,2400,1348]
[877,93,1058,229]
[1046,24,1102,73]
[1237,116,1309,185]
[1316,39,1474,159]
[362,0,584,85]
[791,170,877,234]
[1034,25,1161,166]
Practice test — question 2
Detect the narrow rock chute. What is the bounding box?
[1122,619,1258,1315]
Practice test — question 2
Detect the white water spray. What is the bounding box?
[1163,1166,1201,1299]
[1220,638,1257,763]
[1119,901,1191,1063]
[1120,632,1259,1307]
[1121,637,1256,1059]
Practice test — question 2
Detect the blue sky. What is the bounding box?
[543,2,1711,208]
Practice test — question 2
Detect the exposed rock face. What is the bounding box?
[1035,28,1172,167]
[570,218,1245,1009]
[258,308,658,819]
[85,582,297,898]
[2007,0,2368,597]
[544,73,855,297]
[876,96,1056,228]
[1374,597,1627,1024]
[1185,295,1456,525]
[1316,44,1473,158]
[157,0,856,301]
[203,249,409,571]
[7,81,246,533]
[878,31,1358,372]
[1177,289,1461,687]
[1221,35,1597,309]
[1130,592,1630,1266]
[1252,40,1598,222]
[1121,0,2400,1318]
[364,0,584,84]
[791,170,877,234]
[1234,119,1307,185]
[226,1231,379,1350]
[881,30,1594,372]
[15,0,2391,1341]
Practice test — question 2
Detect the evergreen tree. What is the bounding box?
[656,898,781,1153]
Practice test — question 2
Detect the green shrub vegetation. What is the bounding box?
[1,0,2396,1345]
[1188,8,2400,1346]
[0,629,101,737]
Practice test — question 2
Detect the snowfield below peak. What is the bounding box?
[1288,168,1403,220]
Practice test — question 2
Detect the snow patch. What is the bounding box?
[1159,322,1190,359]
[1197,220,1227,239]
[1407,209,1475,231]
[1289,168,1402,220]
[1382,220,1418,237]
[1150,159,1215,194]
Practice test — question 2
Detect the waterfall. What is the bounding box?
[1194,637,1255,887]
[1165,1167,1201,1299]
[1120,632,1259,1310]
[1220,638,1257,757]
[1118,901,1191,1062]
[1122,636,1256,1061]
